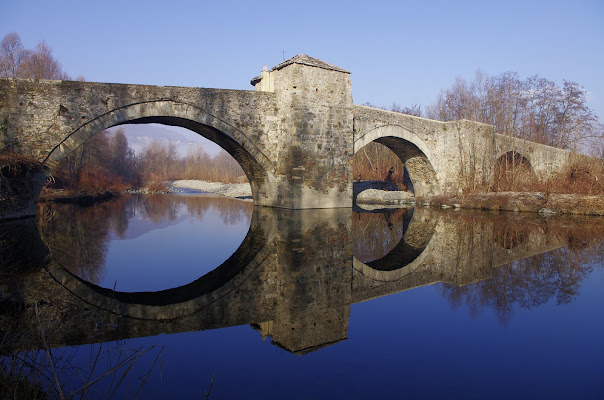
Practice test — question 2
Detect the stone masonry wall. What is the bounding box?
[353,106,573,194]
[270,63,354,208]
[0,78,284,209]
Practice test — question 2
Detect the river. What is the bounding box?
[1,193,603,399]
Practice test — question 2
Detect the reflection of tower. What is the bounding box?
[252,209,353,355]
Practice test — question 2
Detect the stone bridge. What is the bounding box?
[0,55,571,219]
[1,207,591,355]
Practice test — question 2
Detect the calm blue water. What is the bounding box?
[52,267,604,399]
[102,196,250,292]
[4,195,603,399]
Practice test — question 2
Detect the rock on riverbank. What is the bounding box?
[353,180,415,206]
[356,189,415,205]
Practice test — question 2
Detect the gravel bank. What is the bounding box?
[166,180,252,199]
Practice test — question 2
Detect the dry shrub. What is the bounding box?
[0,151,41,176]
[491,154,603,196]
[562,159,603,195]
[535,158,603,195]
[492,152,535,192]
[76,170,113,193]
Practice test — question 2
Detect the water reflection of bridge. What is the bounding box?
[0,207,596,355]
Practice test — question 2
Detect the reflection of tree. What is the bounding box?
[352,209,408,263]
[139,194,252,226]
[38,202,113,285]
[494,224,527,250]
[211,197,253,226]
[38,194,253,285]
[441,237,602,325]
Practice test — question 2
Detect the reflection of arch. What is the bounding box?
[494,151,534,189]
[353,207,409,261]
[45,211,276,320]
[42,100,275,196]
[353,209,438,282]
[354,125,441,197]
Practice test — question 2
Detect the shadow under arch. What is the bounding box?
[495,151,534,172]
[354,125,441,197]
[494,151,535,189]
[41,99,276,202]
[44,208,277,320]
[353,208,439,282]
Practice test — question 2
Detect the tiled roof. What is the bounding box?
[271,54,350,74]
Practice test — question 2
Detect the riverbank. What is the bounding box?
[39,189,118,206]
[39,180,252,205]
[355,186,604,216]
[173,179,604,216]
[421,191,604,216]
[39,180,604,216]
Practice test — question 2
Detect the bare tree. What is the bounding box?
[390,102,423,117]
[19,40,70,80]
[0,33,70,80]
[0,32,25,77]
[427,70,604,155]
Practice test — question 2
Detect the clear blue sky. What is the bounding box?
[2,0,603,119]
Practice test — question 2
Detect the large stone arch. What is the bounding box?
[41,99,277,202]
[354,125,441,197]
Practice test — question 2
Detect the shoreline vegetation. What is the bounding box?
[3,144,599,217]
[37,178,604,216]
[38,179,254,206]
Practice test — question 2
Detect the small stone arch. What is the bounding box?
[494,151,535,190]
[354,125,441,197]
[41,99,276,200]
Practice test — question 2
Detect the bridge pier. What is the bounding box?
[0,163,47,220]
[251,55,354,209]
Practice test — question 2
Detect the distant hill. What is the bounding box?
[107,123,223,157]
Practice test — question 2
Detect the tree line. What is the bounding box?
[425,70,603,156]
[51,129,247,193]
[136,139,246,184]
[362,72,603,158]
